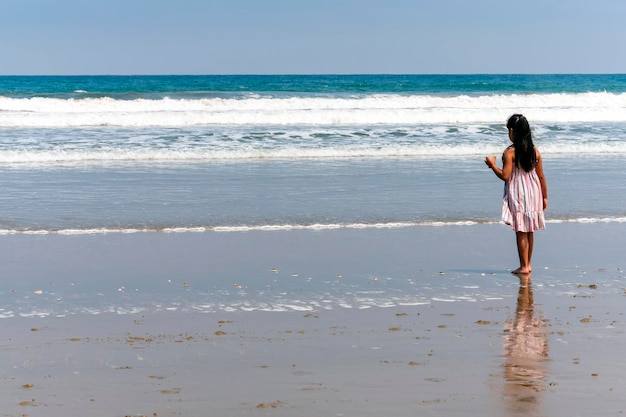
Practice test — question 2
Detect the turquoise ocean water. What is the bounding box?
[1,74,626,233]
[1,74,625,317]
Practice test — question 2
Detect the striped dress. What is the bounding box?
[501,149,545,232]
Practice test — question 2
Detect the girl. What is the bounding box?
[485,114,548,274]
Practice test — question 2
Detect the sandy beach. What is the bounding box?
[1,222,625,417]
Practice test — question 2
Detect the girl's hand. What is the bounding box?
[485,155,496,168]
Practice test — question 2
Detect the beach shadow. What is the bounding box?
[445,268,512,276]
[501,274,549,416]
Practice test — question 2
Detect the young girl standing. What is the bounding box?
[485,114,548,274]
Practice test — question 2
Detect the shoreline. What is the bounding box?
[1,222,625,416]
[1,214,625,236]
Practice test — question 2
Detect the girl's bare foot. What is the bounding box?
[511,267,531,275]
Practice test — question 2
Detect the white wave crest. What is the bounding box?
[2,92,626,128]
[1,141,625,166]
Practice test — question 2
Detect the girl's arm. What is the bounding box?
[534,148,548,210]
[485,148,514,181]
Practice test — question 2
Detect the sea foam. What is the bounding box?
[0,217,624,236]
[2,92,626,128]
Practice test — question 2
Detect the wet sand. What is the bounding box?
[1,223,625,417]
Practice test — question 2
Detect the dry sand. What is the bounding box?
[1,223,625,417]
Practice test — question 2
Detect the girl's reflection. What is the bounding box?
[503,274,549,415]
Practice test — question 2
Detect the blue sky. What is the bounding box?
[1,0,624,75]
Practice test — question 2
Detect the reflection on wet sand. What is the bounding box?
[503,274,549,416]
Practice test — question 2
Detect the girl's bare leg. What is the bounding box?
[513,232,532,274]
[528,232,534,267]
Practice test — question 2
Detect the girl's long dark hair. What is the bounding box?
[507,114,537,172]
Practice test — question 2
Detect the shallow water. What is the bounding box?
[1,155,625,233]
[1,223,623,318]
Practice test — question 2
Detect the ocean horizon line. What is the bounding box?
[2,72,626,77]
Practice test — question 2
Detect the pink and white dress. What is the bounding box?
[501,150,545,232]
